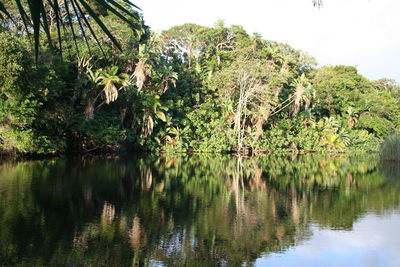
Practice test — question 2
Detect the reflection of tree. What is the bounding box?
[0,154,400,266]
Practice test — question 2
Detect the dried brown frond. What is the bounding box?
[104,82,118,104]
[161,75,170,92]
[133,60,151,90]
[290,83,305,116]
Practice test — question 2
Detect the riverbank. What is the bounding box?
[1,24,398,156]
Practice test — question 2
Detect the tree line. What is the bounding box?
[0,1,399,155]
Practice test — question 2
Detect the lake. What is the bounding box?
[0,154,399,266]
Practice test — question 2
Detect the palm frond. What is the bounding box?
[63,0,80,54]
[92,0,138,28]
[27,0,43,59]
[47,0,62,54]
[69,0,92,54]
[14,0,32,36]
[0,2,15,23]
[77,0,123,50]
[73,0,107,55]
[0,0,141,60]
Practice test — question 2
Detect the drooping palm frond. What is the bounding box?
[312,0,323,8]
[0,0,141,60]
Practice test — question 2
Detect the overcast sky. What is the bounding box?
[134,0,400,83]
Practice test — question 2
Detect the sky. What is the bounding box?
[134,0,400,83]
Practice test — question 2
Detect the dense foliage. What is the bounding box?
[0,6,399,154]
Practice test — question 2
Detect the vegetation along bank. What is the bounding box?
[0,3,399,155]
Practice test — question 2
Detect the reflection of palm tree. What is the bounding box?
[101,201,115,225]
[141,166,153,190]
[129,216,141,250]
[249,163,266,191]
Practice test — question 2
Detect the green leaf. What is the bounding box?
[156,111,167,122]
[110,66,119,75]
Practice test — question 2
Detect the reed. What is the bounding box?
[380,134,400,161]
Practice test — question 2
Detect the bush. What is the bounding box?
[0,33,72,154]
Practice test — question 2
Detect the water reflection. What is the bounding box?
[0,154,399,266]
[257,213,400,267]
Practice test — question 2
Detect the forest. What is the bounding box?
[0,1,399,155]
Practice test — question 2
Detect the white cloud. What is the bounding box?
[134,0,400,82]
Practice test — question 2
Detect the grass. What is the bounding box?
[380,134,400,161]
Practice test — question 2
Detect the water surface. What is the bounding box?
[0,154,399,266]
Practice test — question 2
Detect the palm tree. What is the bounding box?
[0,0,141,59]
[96,66,131,104]
[133,93,168,137]
[84,65,131,119]
[133,44,152,91]
[289,73,311,116]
